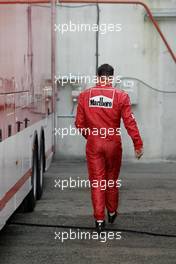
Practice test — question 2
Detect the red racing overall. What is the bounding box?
[75,84,143,220]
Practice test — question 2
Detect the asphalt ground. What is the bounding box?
[0,159,176,264]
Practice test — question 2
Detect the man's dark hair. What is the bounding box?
[97,64,114,77]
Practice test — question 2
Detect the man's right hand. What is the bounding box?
[135,148,143,160]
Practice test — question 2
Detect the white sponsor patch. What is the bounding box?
[89,95,113,108]
[131,114,135,119]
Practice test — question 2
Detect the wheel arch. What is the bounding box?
[39,126,46,172]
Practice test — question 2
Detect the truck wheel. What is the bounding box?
[22,144,38,212]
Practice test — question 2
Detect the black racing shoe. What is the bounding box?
[108,211,117,224]
[95,220,105,233]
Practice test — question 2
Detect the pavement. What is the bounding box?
[0,159,176,264]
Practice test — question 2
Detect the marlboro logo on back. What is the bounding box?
[89,88,115,108]
[89,95,113,108]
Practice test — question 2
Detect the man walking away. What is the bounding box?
[75,64,143,233]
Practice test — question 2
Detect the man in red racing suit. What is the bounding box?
[75,64,143,232]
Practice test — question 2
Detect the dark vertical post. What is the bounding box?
[51,0,56,153]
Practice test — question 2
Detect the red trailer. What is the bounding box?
[0,0,56,230]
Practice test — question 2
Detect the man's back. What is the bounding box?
[77,85,123,129]
[75,84,143,150]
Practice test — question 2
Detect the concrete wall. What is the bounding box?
[55,0,176,161]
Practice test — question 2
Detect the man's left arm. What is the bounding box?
[75,93,88,139]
